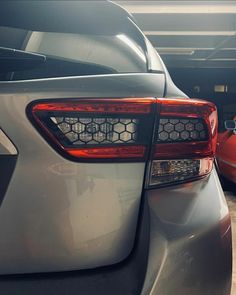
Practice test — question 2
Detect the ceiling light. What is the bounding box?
[118,1,236,14]
[157,48,195,55]
[145,31,236,36]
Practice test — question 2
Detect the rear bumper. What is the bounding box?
[0,170,231,295]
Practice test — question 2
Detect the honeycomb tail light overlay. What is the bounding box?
[149,98,217,187]
[28,98,156,161]
[27,97,217,187]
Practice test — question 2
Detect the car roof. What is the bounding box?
[0,1,136,35]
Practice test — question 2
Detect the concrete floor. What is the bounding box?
[224,184,236,295]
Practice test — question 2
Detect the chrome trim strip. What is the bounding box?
[0,129,18,155]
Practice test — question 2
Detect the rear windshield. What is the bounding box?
[0,26,148,80]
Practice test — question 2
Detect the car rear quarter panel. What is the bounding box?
[141,169,231,295]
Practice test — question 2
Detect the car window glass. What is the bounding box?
[0,26,148,80]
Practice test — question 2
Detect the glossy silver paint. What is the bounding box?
[0,170,231,294]
[0,73,165,273]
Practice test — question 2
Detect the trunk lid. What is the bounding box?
[0,73,165,274]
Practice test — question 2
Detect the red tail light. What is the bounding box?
[32,98,154,114]
[28,98,156,161]
[149,98,217,187]
[154,98,217,159]
[27,97,217,186]
[66,146,146,159]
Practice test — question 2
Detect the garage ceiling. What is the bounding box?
[116,1,236,68]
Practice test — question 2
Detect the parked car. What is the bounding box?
[0,1,232,294]
[217,117,236,184]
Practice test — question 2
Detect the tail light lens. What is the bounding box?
[28,98,156,161]
[149,158,213,186]
[27,97,217,187]
[148,98,217,187]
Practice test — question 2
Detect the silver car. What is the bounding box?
[0,1,232,294]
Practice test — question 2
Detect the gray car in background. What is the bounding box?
[0,1,232,294]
